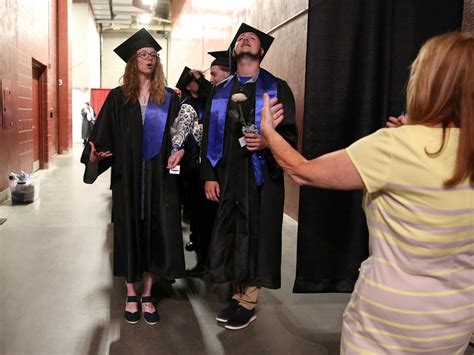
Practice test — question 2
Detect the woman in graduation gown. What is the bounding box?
[81,28,189,325]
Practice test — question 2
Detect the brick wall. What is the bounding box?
[58,0,72,155]
[0,0,70,194]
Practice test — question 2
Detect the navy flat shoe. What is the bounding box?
[124,295,140,324]
[141,296,159,325]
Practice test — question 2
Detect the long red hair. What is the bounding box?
[120,54,167,105]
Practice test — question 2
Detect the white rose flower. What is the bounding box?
[231,93,248,103]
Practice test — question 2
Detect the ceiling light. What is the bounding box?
[138,14,152,25]
[141,0,155,6]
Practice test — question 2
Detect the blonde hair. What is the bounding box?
[120,54,167,105]
[407,32,474,187]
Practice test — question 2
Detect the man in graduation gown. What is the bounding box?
[208,50,231,85]
[175,67,212,224]
[176,53,232,277]
[176,66,212,119]
[201,23,297,330]
[175,66,215,276]
[81,28,186,325]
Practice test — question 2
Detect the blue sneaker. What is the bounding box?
[224,305,257,330]
[216,299,239,323]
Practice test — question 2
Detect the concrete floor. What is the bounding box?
[1,144,472,355]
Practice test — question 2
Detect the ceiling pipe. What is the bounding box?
[108,0,115,20]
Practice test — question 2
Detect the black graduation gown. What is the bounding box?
[179,80,215,259]
[81,108,94,140]
[201,74,297,289]
[81,87,185,283]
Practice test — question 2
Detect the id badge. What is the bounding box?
[169,165,181,175]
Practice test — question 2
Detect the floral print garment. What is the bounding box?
[170,103,197,154]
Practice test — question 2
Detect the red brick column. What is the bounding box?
[57,0,72,154]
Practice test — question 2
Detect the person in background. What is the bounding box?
[201,23,297,330]
[81,102,95,145]
[260,31,473,354]
[81,28,192,326]
[181,51,232,277]
[176,66,212,119]
[208,50,231,85]
[175,67,210,231]
[175,66,215,276]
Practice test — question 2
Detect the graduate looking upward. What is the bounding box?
[201,23,297,330]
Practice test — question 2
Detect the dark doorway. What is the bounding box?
[32,60,46,171]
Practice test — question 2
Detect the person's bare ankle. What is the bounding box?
[141,296,155,313]
[125,302,138,312]
[125,294,138,313]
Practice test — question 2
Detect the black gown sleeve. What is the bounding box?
[197,76,212,103]
[80,89,117,184]
[200,85,218,182]
[168,91,182,124]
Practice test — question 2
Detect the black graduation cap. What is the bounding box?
[113,28,162,63]
[208,50,230,68]
[228,23,274,60]
[176,66,194,91]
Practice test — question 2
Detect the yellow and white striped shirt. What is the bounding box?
[343,125,473,354]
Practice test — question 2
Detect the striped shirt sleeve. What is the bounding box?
[346,128,393,193]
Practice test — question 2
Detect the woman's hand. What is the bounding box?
[386,114,408,128]
[260,93,284,136]
[167,149,185,169]
[89,141,112,164]
[204,181,220,202]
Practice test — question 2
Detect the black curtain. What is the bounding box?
[295,0,463,293]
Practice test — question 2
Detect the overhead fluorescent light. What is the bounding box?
[138,14,152,25]
[141,0,155,6]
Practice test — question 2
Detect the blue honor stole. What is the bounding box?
[206,75,234,167]
[143,88,173,161]
[207,69,278,186]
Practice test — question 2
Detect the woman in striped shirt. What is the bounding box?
[261,31,474,354]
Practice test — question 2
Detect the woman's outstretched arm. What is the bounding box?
[260,93,364,190]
